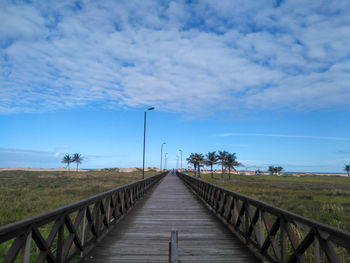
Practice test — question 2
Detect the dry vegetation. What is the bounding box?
[194,172,350,232]
[0,168,157,226]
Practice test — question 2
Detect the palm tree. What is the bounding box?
[194,153,205,176]
[186,153,196,175]
[345,165,350,177]
[205,151,218,178]
[72,153,83,171]
[276,166,283,176]
[217,151,228,178]
[186,153,204,176]
[268,166,275,176]
[62,154,72,171]
[224,153,240,180]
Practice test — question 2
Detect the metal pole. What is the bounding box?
[176,156,179,170]
[142,107,154,179]
[142,110,147,179]
[179,150,182,170]
[165,153,168,170]
[160,142,166,171]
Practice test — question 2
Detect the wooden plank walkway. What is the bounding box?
[83,174,259,263]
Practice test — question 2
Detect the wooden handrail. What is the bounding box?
[177,171,350,263]
[0,172,167,263]
[168,230,179,263]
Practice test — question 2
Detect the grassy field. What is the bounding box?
[1,170,350,262]
[0,168,158,227]
[194,172,350,232]
[2,170,349,231]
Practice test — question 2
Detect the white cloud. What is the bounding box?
[0,0,350,114]
[0,147,61,168]
[0,147,106,168]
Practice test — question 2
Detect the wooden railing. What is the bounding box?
[168,230,180,263]
[0,172,167,263]
[177,172,350,263]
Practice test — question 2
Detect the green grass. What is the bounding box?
[194,172,350,232]
[0,169,157,227]
[0,169,162,262]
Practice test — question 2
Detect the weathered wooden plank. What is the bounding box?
[83,175,259,262]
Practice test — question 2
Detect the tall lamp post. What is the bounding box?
[179,149,182,170]
[142,107,155,179]
[160,142,166,171]
[176,155,179,170]
[164,153,168,170]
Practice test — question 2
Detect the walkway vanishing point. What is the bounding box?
[83,174,258,263]
[1,172,349,263]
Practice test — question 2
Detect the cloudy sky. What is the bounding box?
[1,0,349,172]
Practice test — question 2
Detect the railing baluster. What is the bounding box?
[4,233,28,263]
[57,217,65,263]
[314,235,321,263]
[233,198,238,226]
[80,207,87,258]
[106,198,111,225]
[20,230,31,263]
[244,201,249,239]
[259,209,264,249]
[280,216,286,263]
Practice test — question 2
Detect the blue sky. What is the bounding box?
[1,0,350,172]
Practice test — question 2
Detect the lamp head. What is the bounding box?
[147,107,155,111]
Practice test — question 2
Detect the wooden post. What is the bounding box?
[20,231,31,263]
[80,208,87,258]
[244,202,249,239]
[280,217,286,263]
[314,236,323,263]
[233,199,238,225]
[106,198,111,225]
[169,230,179,263]
[57,218,65,263]
[259,209,265,248]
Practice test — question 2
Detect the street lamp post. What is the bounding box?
[179,150,182,170]
[176,155,179,170]
[164,153,168,170]
[160,142,166,171]
[142,107,155,179]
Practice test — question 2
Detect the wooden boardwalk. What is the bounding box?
[83,174,259,263]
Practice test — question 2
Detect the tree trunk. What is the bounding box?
[76,163,78,172]
[221,163,224,179]
[228,168,231,180]
[211,164,213,178]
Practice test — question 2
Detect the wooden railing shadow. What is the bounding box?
[0,172,167,263]
[177,171,350,263]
